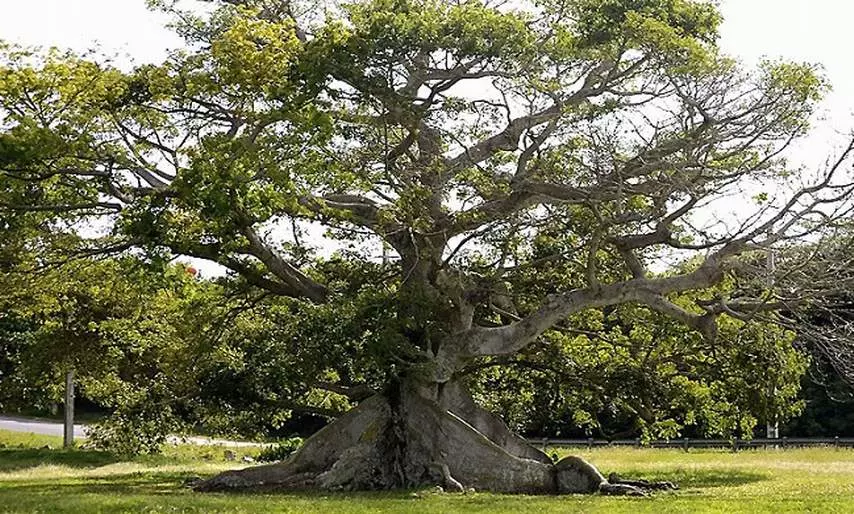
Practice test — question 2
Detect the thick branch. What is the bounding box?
[460,247,736,357]
[241,225,329,302]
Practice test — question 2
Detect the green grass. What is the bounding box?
[2,430,854,513]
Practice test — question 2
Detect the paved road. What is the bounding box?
[0,415,262,447]
[0,415,88,438]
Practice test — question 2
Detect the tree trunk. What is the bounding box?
[194,378,667,495]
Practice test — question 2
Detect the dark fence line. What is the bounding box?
[526,436,854,451]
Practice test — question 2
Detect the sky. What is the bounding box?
[0,1,181,64]
[1,0,852,272]
[718,1,854,161]
[1,1,851,156]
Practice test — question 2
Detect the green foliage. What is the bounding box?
[256,437,304,462]
[471,289,808,440]
[87,403,182,456]
[0,258,195,411]
[570,0,721,44]
[566,0,721,73]
[342,0,537,62]
[0,254,414,449]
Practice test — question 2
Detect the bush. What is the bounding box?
[87,404,180,456]
[256,437,303,462]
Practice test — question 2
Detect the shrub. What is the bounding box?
[256,437,303,462]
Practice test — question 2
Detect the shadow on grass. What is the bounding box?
[0,464,767,502]
[0,470,199,495]
[0,447,119,472]
[613,468,769,489]
[0,471,416,501]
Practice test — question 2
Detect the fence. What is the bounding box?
[527,436,854,451]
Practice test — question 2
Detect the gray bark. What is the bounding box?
[195,380,668,495]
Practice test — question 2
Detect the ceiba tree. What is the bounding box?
[2,0,853,495]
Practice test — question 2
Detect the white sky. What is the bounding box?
[1,1,851,156]
[718,1,854,161]
[1,0,852,273]
[0,1,182,64]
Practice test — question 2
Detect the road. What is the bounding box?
[0,415,88,439]
[0,415,262,447]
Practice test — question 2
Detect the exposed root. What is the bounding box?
[194,385,679,496]
[193,395,390,492]
[554,456,678,496]
[440,463,465,492]
[405,391,554,493]
[598,482,647,496]
[437,380,553,465]
[606,472,679,493]
[553,456,606,493]
[193,464,319,492]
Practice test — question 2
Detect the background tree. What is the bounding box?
[0,257,201,451]
[0,255,371,452]
[471,288,807,442]
[2,0,854,495]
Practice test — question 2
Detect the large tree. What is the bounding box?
[2,0,854,495]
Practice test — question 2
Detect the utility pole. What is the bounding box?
[766,236,779,440]
[63,369,75,448]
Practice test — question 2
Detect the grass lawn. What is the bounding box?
[1,430,853,513]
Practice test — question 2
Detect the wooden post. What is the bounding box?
[63,369,75,448]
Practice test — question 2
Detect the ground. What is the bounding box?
[1,430,853,513]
